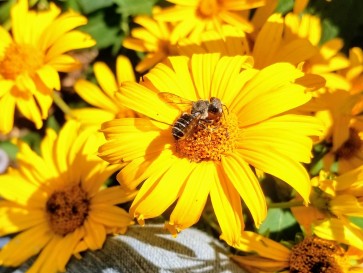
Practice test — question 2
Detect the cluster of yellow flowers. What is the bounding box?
[0,0,363,272]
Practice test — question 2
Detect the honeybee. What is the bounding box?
[158,92,224,140]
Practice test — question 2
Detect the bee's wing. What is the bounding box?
[158,92,193,112]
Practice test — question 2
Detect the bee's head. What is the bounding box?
[208,97,223,117]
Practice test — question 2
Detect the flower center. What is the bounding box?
[46,184,90,236]
[289,236,349,273]
[335,128,362,160]
[175,112,239,162]
[0,43,44,80]
[197,0,222,18]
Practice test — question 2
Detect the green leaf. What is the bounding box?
[258,208,297,234]
[114,0,157,16]
[275,0,294,14]
[76,0,114,14]
[0,141,18,161]
[349,217,363,229]
[79,8,122,50]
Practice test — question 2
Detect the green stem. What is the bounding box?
[268,200,305,209]
[52,91,75,119]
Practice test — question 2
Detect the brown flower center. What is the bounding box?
[175,113,239,162]
[335,128,362,159]
[0,43,44,80]
[289,236,349,273]
[197,0,222,18]
[46,184,90,236]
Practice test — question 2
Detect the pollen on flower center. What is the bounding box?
[336,128,362,159]
[175,113,239,162]
[197,0,222,18]
[289,236,350,273]
[0,43,44,80]
[46,184,90,236]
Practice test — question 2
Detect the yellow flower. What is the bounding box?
[154,0,265,43]
[291,169,363,250]
[283,13,350,87]
[339,47,363,95]
[0,0,95,134]
[304,87,363,173]
[231,232,361,273]
[99,53,322,247]
[251,13,318,69]
[0,121,136,272]
[123,9,176,73]
[177,24,250,57]
[71,55,138,128]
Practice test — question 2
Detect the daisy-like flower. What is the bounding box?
[154,0,265,43]
[99,53,323,247]
[123,8,177,73]
[177,24,250,57]
[283,12,350,85]
[231,232,363,273]
[71,55,138,127]
[0,121,136,272]
[0,0,95,134]
[304,82,363,173]
[251,13,318,69]
[291,169,363,250]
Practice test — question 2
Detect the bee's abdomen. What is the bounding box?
[172,113,195,140]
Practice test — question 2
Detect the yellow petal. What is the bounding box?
[83,219,106,250]
[222,153,267,227]
[94,61,118,98]
[118,82,179,125]
[0,26,12,55]
[253,13,283,69]
[36,65,60,90]
[0,222,52,266]
[238,145,311,204]
[117,150,173,189]
[74,79,118,113]
[231,63,308,126]
[91,186,137,206]
[235,231,291,261]
[46,54,80,72]
[167,161,213,233]
[0,171,46,207]
[90,205,132,227]
[45,31,96,61]
[0,93,16,134]
[99,118,171,163]
[70,108,115,127]
[116,55,136,83]
[191,53,220,99]
[0,202,46,235]
[16,94,43,129]
[210,164,244,246]
[131,157,192,221]
[313,218,363,250]
[238,114,322,163]
[39,11,88,51]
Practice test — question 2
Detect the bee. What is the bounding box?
[158,92,224,140]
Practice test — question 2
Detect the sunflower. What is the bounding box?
[123,8,177,73]
[99,53,323,247]
[231,232,362,273]
[291,169,363,250]
[0,121,136,272]
[71,55,138,128]
[0,0,95,134]
[154,0,265,43]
